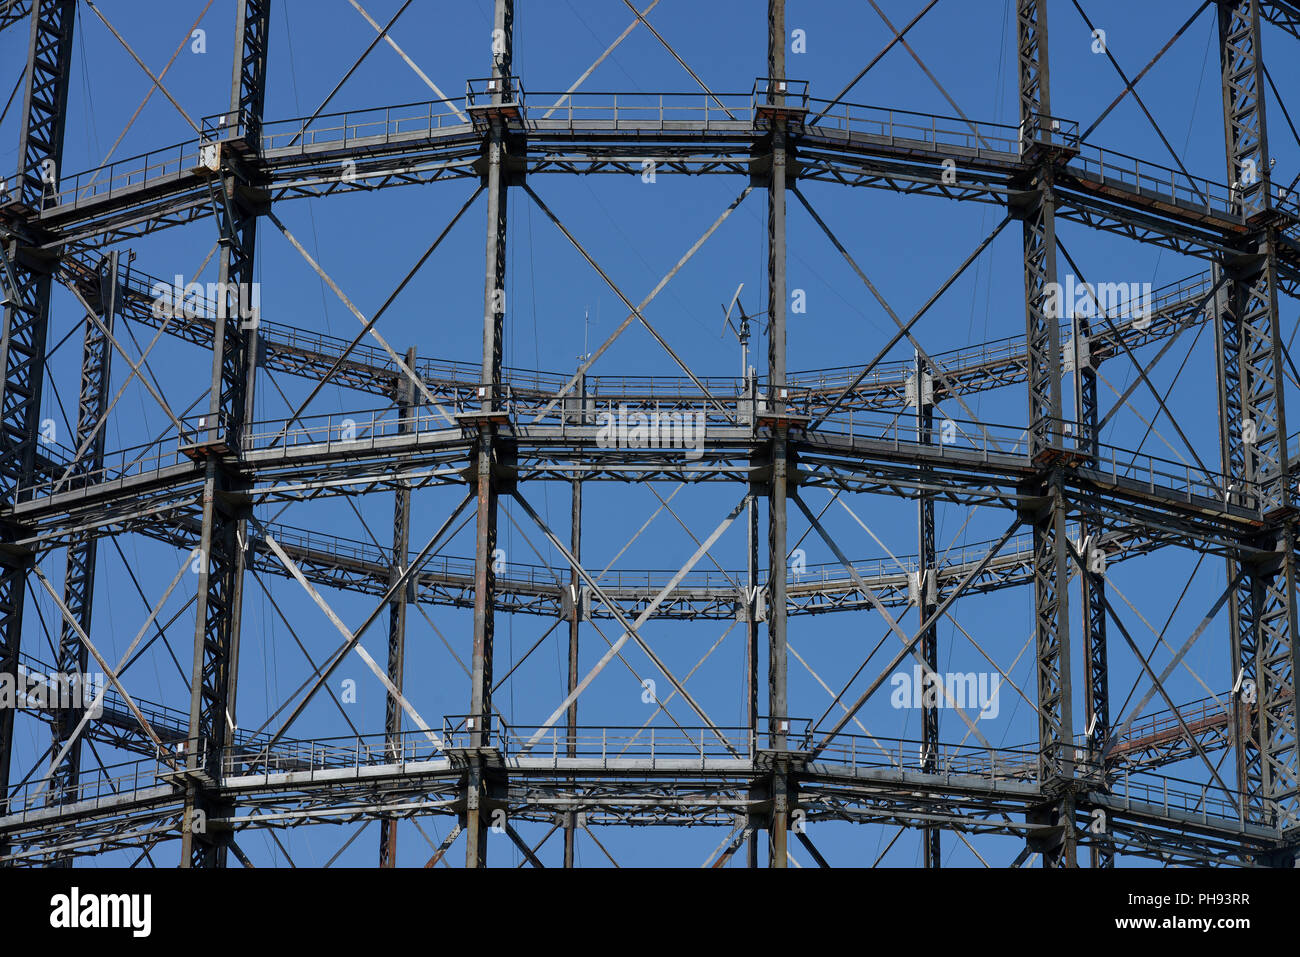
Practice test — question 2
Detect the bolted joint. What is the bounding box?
[736,584,768,623]
[908,569,937,607]
[560,583,590,621]
[749,439,801,491]
[905,370,934,409]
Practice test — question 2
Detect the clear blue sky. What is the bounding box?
[2,0,1297,867]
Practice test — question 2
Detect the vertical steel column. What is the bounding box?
[746,487,760,869]
[49,252,119,829]
[913,352,940,868]
[1072,315,1111,867]
[564,377,582,867]
[465,0,513,869]
[1215,0,1298,831]
[379,347,416,867]
[181,0,270,869]
[1017,0,1076,867]
[0,0,76,826]
[764,0,791,870]
[1018,0,1065,460]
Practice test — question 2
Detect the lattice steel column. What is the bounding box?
[49,252,120,832]
[912,352,940,868]
[763,0,792,870]
[0,0,76,824]
[465,0,513,869]
[1017,0,1065,460]
[1070,311,1110,868]
[1016,0,1076,868]
[564,432,581,869]
[380,347,416,867]
[746,485,760,869]
[181,0,270,869]
[1072,317,1107,763]
[1215,0,1298,836]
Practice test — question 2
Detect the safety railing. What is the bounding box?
[239,406,459,454]
[811,405,1250,507]
[94,233,1219,421]
[813,406,1031,455]
[810,730,1042,782]
[1087,432,1249,505]
[791,268,1216,398]
[13,653,279,760]
[16,427,200,501]
[223,731,445,778]
[15,390,1254,513]
[43,87,1261,244]
[1,753,174,818]
[50,137,206,208]
[218,726,1240,800]
[527,90,754,131]
[1068,141,1238,221]
[258,97,473,154]
[751,77,811,115]
[790,532,1037,588]
[806,98,1027,156]
[466,76,526,110]
[791,336,1026,398]
[222,723,759,777]
[253,517,1035,603]
[1109,768,1273,830]
[1019,112,1082,152]
[1107,694,1232,759]
[200,108,247,141]
[440,720,757,761]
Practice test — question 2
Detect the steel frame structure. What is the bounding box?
[1,0,1299,868]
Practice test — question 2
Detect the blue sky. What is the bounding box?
[3,0,1298,867]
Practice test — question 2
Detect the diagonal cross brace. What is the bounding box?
[512,489,746,755]
[527,184,753,424]
[793,492,993,750]
[35,554,192,796]
[806,518,1021,759]
[31,565,178,771]
[260,530,444,752]
[259,492,472,745]
[266,209,457,426]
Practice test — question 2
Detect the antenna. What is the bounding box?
[578,306,591,365]
[720,282,752,379]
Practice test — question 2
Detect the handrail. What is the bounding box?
[4,725,1273,836]
[35,85,1278,248]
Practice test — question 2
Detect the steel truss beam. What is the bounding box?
[49,252,119,850]
[1067,247,1111,869]
[1017,0,1076,869]
[1215,0,1299,831]
[0,0,75,860]
[3,735,1283,867]
[0,1,32,33]
[180,0,270,869]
